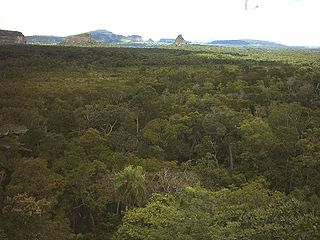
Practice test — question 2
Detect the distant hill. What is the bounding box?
[158,38,175,44]
[59,33,103,47]
[0,30,26,45]
[208,39,286,48]
[26,35,65,45]
[89,29,125,43]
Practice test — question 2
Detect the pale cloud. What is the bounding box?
[0,0,319,46]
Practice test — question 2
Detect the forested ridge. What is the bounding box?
[0,45,320,239]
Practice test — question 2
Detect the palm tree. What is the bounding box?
[115,165,146,214]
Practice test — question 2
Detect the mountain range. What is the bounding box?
[4,29,289,48]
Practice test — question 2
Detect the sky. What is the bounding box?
[1,0,319,46]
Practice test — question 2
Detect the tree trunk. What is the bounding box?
[136,115,139,142]
[289,171,294,193]
[306,164,309,186]
[189,139,196,160]
[229,144,234,170]
[116,198,121,215]
[89,211,95,231]
[284,158,289,193]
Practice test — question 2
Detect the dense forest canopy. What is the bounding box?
[0,44,320,239]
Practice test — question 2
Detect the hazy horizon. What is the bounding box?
[1,0,319,46]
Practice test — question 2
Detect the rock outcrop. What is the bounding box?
[0,30,26,45]
[175,34,187,46]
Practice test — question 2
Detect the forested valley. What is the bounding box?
[0,45,320,239]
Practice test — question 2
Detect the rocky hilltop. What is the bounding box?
[175,34,187,46]
[89,30,143,43]
[126,35,143,42]
[0,30,26,45]
[59,33,102,47]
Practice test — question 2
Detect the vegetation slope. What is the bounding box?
[0,45,320,239]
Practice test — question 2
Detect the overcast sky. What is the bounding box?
[1,0,319,46]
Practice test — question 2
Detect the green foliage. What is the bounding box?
[139,118,190,160]
[0,229,8,240]
[6,158,64,201]
[116,181,320,240]
[63,160,116,234]
[2,193,72,240]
